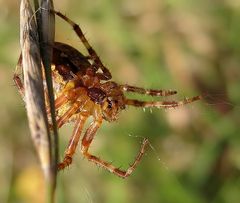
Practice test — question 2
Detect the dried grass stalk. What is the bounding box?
[20,0,57,202]
[34,0,59,197]
[20,0,50,179]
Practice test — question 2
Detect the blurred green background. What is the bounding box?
[1,0,240,203]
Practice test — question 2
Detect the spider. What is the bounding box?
[13,10,201,178]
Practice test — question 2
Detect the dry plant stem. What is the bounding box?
[20,0,56,203]
[34,0,58,199]
[20,0,51,184]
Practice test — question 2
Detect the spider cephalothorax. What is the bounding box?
[14,10,201,178]
[99,82,126,122]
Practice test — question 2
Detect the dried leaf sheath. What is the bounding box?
[34,0,58,192]
[20,0,51,179]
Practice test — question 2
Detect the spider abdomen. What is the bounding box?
[52,42,91,80]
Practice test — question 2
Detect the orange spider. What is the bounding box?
[13,11,201,178]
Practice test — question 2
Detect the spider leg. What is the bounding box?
[58,114,88,170]
[120,84,177,96]
[56,99,88,128]
[46,93,69,114]
[53,11,112,80]
[125,95,201,109]
[13,55,25,99]
[46,87,86,114]
[81,106,149,178]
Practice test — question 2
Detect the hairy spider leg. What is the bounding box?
[125,95,201,109]
[56,101,82,128]
[58,114,88,170]
[80,106,149,178]
[53,10,112,80]
[121,84,177,96]
[46,86,86,114]
[46,93,69,114]
[55,93,91,128]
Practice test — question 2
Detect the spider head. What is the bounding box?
[100,82,126,122]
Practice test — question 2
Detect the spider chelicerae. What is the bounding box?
[14,10,201,178]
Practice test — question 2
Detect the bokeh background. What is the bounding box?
[1,0,240,203]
